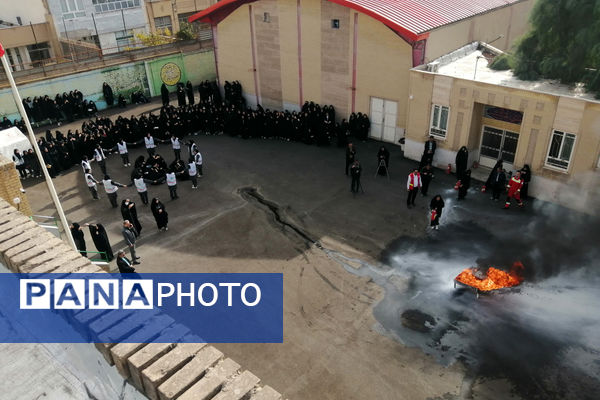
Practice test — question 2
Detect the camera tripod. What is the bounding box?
[374,158,390,180]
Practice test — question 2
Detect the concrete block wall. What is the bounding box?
[0,155,32,216]
[0,198,283,400]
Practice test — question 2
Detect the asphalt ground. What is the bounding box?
[21,97,600,400]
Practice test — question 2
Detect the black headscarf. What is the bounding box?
[69,223,86,255]
[150,198,168,229]
[88,223,113,261]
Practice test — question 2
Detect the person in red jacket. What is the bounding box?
[406,167,422,208]
[504,171,524,209]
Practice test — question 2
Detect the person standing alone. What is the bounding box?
[406,168,422,208]
[350,160,362,194]
[345,142,356,176]
[166,169,178,200]
[122,220,140,263]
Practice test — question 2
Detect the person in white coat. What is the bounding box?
[166,169,178,200]
[144,133,156,156]
[193,149,203,177]
[171,135,181,161]
[132,173,151,205]
[94,144,107,175]
[81,156,92,173]
[188,161,198,189]
[116,139,130,167]
[84,169,100,200]
[102,174,127,208]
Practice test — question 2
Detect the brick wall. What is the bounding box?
[0,155,32,217]
[0,199,283,400]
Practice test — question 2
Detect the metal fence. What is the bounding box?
[0,35,213,87]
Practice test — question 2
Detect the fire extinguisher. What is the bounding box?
[446,164,452,174]
[454,180,461,190]
[481,185,487,193]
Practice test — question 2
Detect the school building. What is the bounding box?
[405,42,600,212]
[189,0,535,143]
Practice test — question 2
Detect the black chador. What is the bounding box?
[103,82,114,106]
[70,223,86,257]
[88,223,114,261]
[176,84,186,107]
[121,199,142,235]
[161,83,170,106]
[151,198,169,231]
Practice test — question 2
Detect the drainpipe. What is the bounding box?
[351,13,358,113]
[248,5,260,106]
[296,0,303,106]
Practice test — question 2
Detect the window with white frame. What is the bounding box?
[60,0,85,19]
[92,0,141,13]
[429,104,449,138]
[154,16,173,34]
[546,130,576,170]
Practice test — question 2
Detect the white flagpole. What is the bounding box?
[0,50,77,250]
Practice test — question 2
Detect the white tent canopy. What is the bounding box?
[0,127,32,160]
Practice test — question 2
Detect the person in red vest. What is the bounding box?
[504,171,524,209]
[406,167,422,208]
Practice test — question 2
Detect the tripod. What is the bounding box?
[374,158,390,180]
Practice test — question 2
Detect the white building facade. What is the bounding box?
[46,0,149,54]
[0,1,61,70]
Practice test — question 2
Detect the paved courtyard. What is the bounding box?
[21,99,600,400]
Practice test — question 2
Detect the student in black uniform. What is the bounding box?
[345,142,356,176]
[350,160,362,193]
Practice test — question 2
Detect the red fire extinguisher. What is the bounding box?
[446,164,452,174]
[454,180,461,190]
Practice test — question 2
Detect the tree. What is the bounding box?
[176,22,196,41]
[135,30,173,47]
[512,0,600,97]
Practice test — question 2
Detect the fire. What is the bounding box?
[455,262,524,291]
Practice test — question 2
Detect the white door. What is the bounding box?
[382,99,397,142]
[370,97,384,140]
[370,97,397,143]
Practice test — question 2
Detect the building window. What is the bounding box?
[429,104,449,138]
[154,16,173,34]
[27,43,51,68]
[6,48,25,72]
[331,19,340,29]
[92,0,141,13]
[60,0,86,19]
[546,130,576,170]
[115,30,134,52]
[263,12,270,23]
[178,12,199,35]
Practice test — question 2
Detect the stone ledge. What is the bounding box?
[0,198,285,400]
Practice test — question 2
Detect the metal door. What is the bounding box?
[479,126,519,169]
[369,97,384,140]
[370,97,397,143]
[382,100,398,142]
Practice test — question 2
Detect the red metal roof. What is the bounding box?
[190,0,522,43]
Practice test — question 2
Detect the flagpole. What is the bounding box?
[0,47,77,250]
